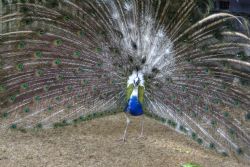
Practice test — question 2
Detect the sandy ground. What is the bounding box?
[0,113,248,167]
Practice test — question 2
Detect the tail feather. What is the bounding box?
[0,0,250,164]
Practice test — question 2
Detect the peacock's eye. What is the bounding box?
[141,57,146,64]
[131,41,137,50]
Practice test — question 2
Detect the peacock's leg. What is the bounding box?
[117,113,130,142]
[123,114,130,141]
[137,115,145,140]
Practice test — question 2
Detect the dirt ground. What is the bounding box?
[0,113,248,167]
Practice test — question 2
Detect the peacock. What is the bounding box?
[0,0,250,164]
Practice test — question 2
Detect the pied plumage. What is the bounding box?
[0,0,250,164]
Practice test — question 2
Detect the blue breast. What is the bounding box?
[125,96,143,116]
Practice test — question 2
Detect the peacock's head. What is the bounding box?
[133,77,140,87]
[127,70,144,87]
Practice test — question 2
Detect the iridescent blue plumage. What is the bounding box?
[125,96,143,116]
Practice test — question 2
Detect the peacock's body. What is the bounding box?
[0,0,250,164]
[125,70,144,117]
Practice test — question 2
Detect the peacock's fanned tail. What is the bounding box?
[0,0,250,163]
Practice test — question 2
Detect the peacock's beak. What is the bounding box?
[136,80,140,86]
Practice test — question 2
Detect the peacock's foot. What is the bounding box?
[116,137,127,143]
[135,135,147,141]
